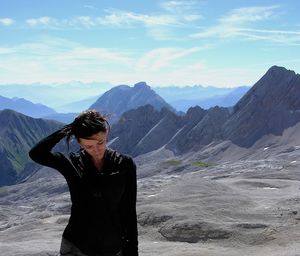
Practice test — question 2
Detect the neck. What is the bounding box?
[93,157,104,171]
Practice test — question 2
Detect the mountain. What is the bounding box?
[109,66,300,156]
[42,112,78,124]
[56,95,100,113]
[153,85,234,102]
[109,104,230,156]
[223,66,300,147]
[0,82,113,110]
[0,95,56,118]
[171,86,250,112]
[109,105,183,155]
[0,109,62,186]
[90,82,176,123]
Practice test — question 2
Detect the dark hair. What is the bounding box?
[66,109,110,143]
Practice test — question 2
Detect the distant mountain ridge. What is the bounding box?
[58,95,100,113]
[0,95,56,117]
[0,82,113,111]
[154,85,234,101]
[90,81,176,122]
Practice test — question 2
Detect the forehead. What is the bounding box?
[79,132,107,145]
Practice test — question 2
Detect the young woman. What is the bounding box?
[29,110,138,256]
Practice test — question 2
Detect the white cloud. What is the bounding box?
[84,5,98,11]
[23,13,180,30]
[135,47,203,72]
[53,47,132,67]
[0,35,266,87]
[0,37,217,86]
[192,5,280,39]
[97,11,179,27]
[219,6,279,24]
[0,18,15,26]
[0,37,134,84]
[75,16,97,27]
[22,1,202,33]
[161,1,199,13]
[26,17,57,27]
[191,5,300,45]
[236,28,300,44]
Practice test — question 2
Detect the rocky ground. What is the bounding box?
[1,145,300,256]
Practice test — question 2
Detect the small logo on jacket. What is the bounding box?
[109,171,120,176]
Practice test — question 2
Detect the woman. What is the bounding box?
[29,110,138,256]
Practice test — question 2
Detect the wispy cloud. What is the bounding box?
[19,1,202,41]
[0,18,15,26]
[23,11,188,29]
[135,47,203,72]
[161,1,200,13]
[84,5,98,11]
[71,16,97,28]
[219,6,278,24]
[192,5,280,38]
[0,36,211,85]
[0,36,133,83]
[26,17,58,27]
[190,5,300,45]
[235,28,300,44]
[0,35,287,87]
[97,10,180,27]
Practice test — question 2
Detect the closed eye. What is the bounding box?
[97,140,105,145]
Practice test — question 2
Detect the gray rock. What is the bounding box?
[159,220,231,243]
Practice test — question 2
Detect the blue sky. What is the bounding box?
[0,0,300,87]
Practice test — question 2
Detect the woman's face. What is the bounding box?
[78,131,107,161]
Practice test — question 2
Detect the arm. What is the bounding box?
[29,125,72,177]
[121,157,138,256]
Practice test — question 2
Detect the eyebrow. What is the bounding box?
[82,138,105,146]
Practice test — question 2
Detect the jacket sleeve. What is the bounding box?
[28,127,72,178]
[121,157,138,256]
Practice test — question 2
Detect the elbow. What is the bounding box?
[28,147,39,162]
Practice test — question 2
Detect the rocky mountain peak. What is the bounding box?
[267,65,296,77]
[133,81,149,90]
[224,65,300,147]
[89,82,175,123]
[234,65,300,114]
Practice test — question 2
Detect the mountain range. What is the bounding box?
[156,85,250,112]
[109,66,300,156]
[0,65,299,186]
[0,82,250,115]
[0,95,56,118]
[0,82,113,111]
[171,86,249,112]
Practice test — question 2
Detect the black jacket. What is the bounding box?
[29,128,138,256]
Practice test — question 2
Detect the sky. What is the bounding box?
[0,0,300,88]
